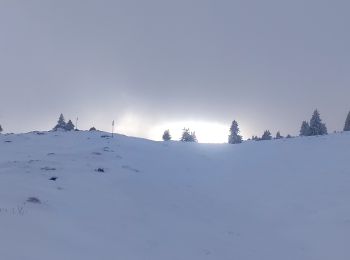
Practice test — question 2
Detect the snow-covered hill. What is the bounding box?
[0,131,350,260]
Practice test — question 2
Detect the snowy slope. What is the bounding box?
[0,131,350,260]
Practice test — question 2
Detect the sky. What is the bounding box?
[0,0,349,143]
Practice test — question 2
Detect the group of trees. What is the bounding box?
[250,130,288,141]
[299,110,328,136]
[180,128,197,142]
[53,114,75,131]
[162,128,197,142]
[2,110,350,142]
[162,109,350,143]
[240,109,343,143]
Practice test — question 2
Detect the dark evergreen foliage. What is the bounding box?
[228,120,243,144]
[344,111,350,131]
[309,110,327,136]
[181,128,197,142]
[261,130,272,140]
[65,120,75,131]
[299,121,310,136]
[275,131,283,139]
[162,130,171,141]
[53,114,67,131]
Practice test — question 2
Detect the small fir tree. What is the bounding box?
[261,130,272,140]
[181,128,190,142]
[309,109,327,136]
[0,124,3,133]
[299,121,310,136]
[65,120,75,131]
[228,120,242,144]
[162,130,171,141]
[53,114,67,131]
[191,131,198,143]
[344,111,350,131]
[275,131,283,139]
[181,128,197,142]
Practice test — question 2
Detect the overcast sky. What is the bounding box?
[0,0,349,142]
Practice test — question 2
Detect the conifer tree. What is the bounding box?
[344,111,350,131]
[299,121,310,136]
[0,124,3,133]
[275,131,283,139]
[65,120,75,131]
[181,128,197,142]
[191,131,198,143]
[261,130,272,140]
[228,120,242,144]
[251,135,259,141]
[162,130,171,141]
[181,128,191,142]
[53,114,67,131]
[309,109,327,136]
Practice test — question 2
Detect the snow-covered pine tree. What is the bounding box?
[299,121,310,136]
[53,114,67,131]
[251,135,259,141]
[181,128,191,142]
[65,120,75,131]
[275,131,283,139]
[261,130,272,140]
[228,120,242,144]
[162,130,171,141]
[190,131,198,143]
[309,109,327,136]
[344,111,350,131]
[181,128,197,142]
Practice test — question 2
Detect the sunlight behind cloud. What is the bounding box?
[152,121,231,143]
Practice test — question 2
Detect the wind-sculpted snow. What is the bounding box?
[0,131,350,260]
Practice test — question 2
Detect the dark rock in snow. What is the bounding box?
[27,197,41,204]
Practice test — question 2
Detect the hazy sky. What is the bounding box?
[0,0,349,142]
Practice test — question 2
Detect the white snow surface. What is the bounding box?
[0,131,350,260]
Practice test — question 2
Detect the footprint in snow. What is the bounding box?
[28,160,40,164]
[41,167,56,171]
[203,249,212,256]
[122,165,140,173]
[103,147,114,152]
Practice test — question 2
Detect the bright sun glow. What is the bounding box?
[115,113,249,143]
[152,121,231,143]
